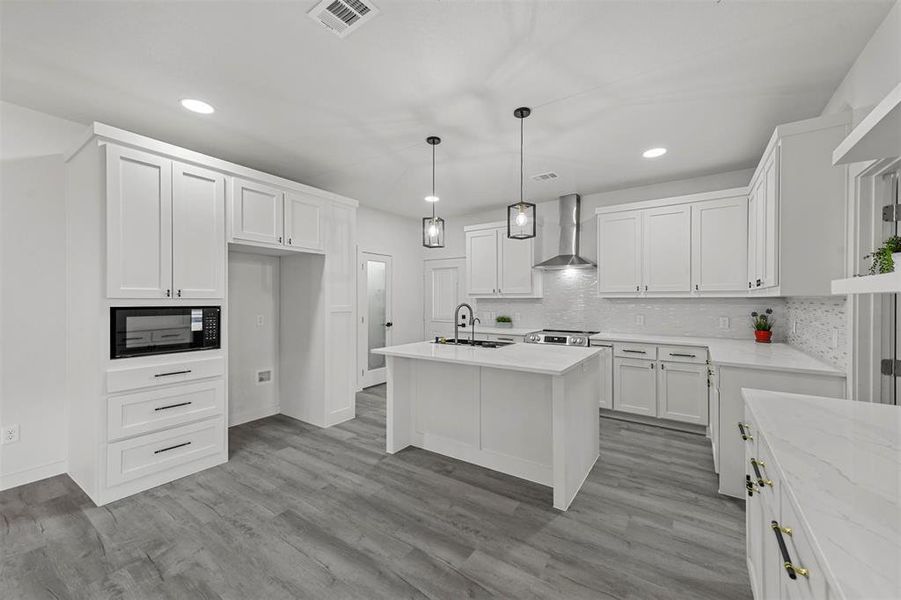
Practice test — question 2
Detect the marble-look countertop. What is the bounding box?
[373,341,600,376]
[743,389,900,600]
[588,332,844,377]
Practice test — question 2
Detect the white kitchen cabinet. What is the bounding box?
[642,205,691,293]
[230,177,284,245]
[691,195,748,292]
[748,148,779,291]
[284,190,324,251]
[172,162,226,298]
[464,223,541,297]
[466,228,499,295]
[656,361,708,425]
[613,357,657,416]
[597,346,613,409]
[106,145,173,298]
[598,211,642,294]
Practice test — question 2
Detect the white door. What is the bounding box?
[284,191,323,251]
[598,212,642,293]
[656,361,708,424]
[106,145,173,298]
[424,258,465,340]
[499,234,534,295]
[466,229,498,295]
[691,196,748,292]
[231,177,284,245]
[358,252,392,388]
[643,205,691,293]
[612,357,657,416]
[172,162,226,298]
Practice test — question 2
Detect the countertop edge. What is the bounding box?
[373,345,600,377]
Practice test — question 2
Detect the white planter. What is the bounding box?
[495,321,513,329]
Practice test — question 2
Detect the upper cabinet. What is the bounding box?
[464,222,541,298]
[748,112,850,296]
[597,188,748,297]
[229,178,326,254]
[106,146,225,299]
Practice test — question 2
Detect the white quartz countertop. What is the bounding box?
[743,389,901,600]
[373,341,600,376]
[589,332,844,376]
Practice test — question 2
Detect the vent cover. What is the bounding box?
[308,0,379,38]
[531,171,559,182]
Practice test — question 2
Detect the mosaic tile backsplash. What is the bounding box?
[475,269,789,341]
[785,296,849,370]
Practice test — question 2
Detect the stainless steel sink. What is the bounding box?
[434,339,514,348]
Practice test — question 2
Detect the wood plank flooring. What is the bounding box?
[1,385,752,599]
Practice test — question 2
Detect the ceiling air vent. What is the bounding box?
[531,171,559,182]
[308,0,379,38]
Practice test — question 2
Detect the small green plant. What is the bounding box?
[866,235,901,275]
[496,315,512,323]
[751,308,774,331]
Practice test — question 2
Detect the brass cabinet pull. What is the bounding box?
[771,521,809,579]
[750,458,773,487]
[738,422,753,441]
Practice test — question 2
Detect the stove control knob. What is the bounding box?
[573,337,582,345]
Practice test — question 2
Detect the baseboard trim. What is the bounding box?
[599,409,706,435]
[0,459,68,491]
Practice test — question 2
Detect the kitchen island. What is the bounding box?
[372,341,601,510]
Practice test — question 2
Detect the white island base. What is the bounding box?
[378,343,601,511]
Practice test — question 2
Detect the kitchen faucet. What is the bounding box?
[454,303,479,345]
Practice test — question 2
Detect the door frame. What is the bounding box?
[848,157,901,404]
[357,250,393,389]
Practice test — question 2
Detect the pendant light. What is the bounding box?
[507,106,536,240]
[422,136,445,248]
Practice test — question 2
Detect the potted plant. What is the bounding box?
[495,315,513,329]
[751,308,774,343]
[865,235,901,275]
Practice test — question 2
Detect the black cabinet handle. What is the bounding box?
[155,401,192,412]
[166,289,171,297]
[154,441,191,455]
[622,349,646,354]
[746,474,757,497]
[771,521,809,579]
[738,422,753,441]
[751,458,772,487]
[695,284,699,291]
[669,353,696,358]
[385,322,393,328]
[154,369,192,378]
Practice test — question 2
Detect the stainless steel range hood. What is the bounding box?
[534,194,596,270]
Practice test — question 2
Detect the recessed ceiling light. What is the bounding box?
[424,195,439,203]
[180,98,215,114]
[642,147,667,158]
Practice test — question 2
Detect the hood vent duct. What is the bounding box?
[534,194,596,270]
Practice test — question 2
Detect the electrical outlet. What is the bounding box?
[718,317,730,330]
[635,314,644,326]
[256,315,264,327]
[2,424,19,444]
[257,369,272,384]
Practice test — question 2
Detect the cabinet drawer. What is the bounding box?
[657,345,707,364]
[485,333,523,343]
[106,417,224,487]
[107,379,224,441]
[775,491,827,599]
[613,342,657,360]
[107,355,224,393]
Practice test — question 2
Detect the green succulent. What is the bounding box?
[496,315,512,323]
[866,236,901,275]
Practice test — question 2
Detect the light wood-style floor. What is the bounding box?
[1,385,752,599]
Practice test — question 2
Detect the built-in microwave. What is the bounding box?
[110,306,221,359]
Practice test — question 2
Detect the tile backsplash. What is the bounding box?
[785,296,848,370]
[475,269,788,341]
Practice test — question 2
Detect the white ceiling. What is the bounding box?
[1,1,893,217]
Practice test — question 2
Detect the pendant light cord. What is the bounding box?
[432,142,436,221]
[520,115,524,205]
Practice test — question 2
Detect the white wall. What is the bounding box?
[0,102,84,489]
[822,0,901,118]
[356,206,424,345]
[227,251,280,426]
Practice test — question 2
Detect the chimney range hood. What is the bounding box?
[534,194,596,270]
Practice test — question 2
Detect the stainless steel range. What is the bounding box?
[524,329,599,347]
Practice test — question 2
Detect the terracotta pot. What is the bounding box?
[754,330,772,343]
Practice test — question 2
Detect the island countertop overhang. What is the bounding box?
[372,341,601,376]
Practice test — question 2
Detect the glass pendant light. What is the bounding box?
[422,136,445,248]
[507,106,536,240]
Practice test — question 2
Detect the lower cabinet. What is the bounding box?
[657,361,708,425]
[613,357,657,416]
